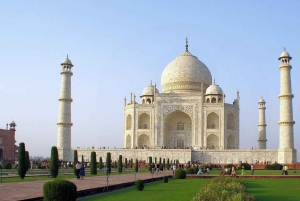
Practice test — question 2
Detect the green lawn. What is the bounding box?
[82,178,300,201]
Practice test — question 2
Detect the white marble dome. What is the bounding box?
[280,50,290,58]
[259,97,265,103]
[61,56,73,66]
[141,83,159,96]
[206,83,223,95]
[161,49,212,93]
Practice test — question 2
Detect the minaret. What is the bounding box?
[278,49,296,163]
[258,98,267,149]
[57,55,73,161]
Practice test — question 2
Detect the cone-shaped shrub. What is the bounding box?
[148,157,152,171]
[125,158,128,169]
[118,155,122,173]
[163,176,168,183]
[50,146,59,178]
[90,151,97,175]
[106,152,111,174]
[25,151,30,171]
[43,179,77,201]
[163,158,165,170]
[99,157,103,169]
[167,158,170,170]
[130,159,133,168]
[135,159,138,173]
[81,155,84,163]
[135,179,144,191]
[18,142,26,179]
[73,150,78,176]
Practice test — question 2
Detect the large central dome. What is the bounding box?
[161,46,212,93]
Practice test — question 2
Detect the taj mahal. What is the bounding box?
[57,40,297,164]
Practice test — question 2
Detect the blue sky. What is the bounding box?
[1,1,300,160]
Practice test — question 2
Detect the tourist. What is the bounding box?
[231,166,236,177]
[282,165,285,175]
[284,165,289,175]
[150,163,155,174]
[172,164,176,174]
[75,161,82,179]
[197,168,202,174]
[206,167,210,175]
[251,164,254,175]
[241,165,245,175]
[79,165,85,180]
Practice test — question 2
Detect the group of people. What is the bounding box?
[196,167,210,175]
[150,163,164,174]
[75,161,85,179]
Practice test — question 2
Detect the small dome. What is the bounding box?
[259,98,265,103]
[280,50,290,58]
[205,83,223,95]
[9,121,16,127]
[61,55,73,66]
[141,83,159,96]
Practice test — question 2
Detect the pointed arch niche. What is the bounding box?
[163,110,192,148]
[207,134,219,149]
[207,112,219,129]
[227,135,235,149]
[126,135,131,148]
[126,114,132,130]
[227,113,235,129]
[138,113,150,129]
[138,134,150,148]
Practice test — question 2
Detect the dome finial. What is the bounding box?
[284,47,286,51]
[150,80,152,85]
[185,37,188,51]
[214,79,215,84]
[67,54,68,59]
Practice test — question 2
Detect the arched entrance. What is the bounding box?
[207,134,219,149]
[164,110,192,148]
[138,134,150,148]
[227,135,235,149]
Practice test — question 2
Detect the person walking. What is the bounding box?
[284,165,289,175]
[172,164,176,174]
[251,164,254,175]
[75,161,82,179]
[241,165,245,175]
[79,165,85,179]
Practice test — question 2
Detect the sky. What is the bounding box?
[1,1,300,160]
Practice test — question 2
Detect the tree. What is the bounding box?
[81,155,84,163]
[73,150,78,176]
[159,157,162,164]
[106,152,111,174]
[154,157,157,164]
[18,142,26,179]
[148,157,152,171]
[135,159,138,173]
[167,158,170,170]
[125,158,128,169]
[163,158,165,170]
[114,161,117,169]
[25,151,30,171]
[50,146,59,178]
[90,151,97,175]
[99,157,103,170]
[118,155,122,173]
[130,159,133,168]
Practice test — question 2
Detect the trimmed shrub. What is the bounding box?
[2,162,12,169]
[265,163,283,170]
[106,152,111,174]
[186,168,194,174]
[73,150,78,176]
[99,157,103,170]
[18,142,26,179]
[25,151,30,171]
[241,163,251,170]
[167,158,170,170]
[135,179,144,191]
[125,158,128,169]
[193,167,199,174]
[174,169,186,179]
[50,146,59,178]
[118,155,122,173]
[135,159,138,172]
[148,157,152,171]
[130,159,133,168]
[81,155,84,163]
[43,179,77,201]
[163,176,168,183]
[226,164,234,169]
[90,151,97,175]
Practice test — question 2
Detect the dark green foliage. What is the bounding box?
[241,163,251,170]
[125,158,128,169]
[81,155,84,163]
[163,176,168,183]
[174,169,186,179]
[90,151,97,175]
[37,163,42,169]
[25,151,30,171]
[130,159,133,168]
[106,152,111,174]
[18,142,26,179]
[135,179,144,191]
[226,164,234,169]
[118,155,122,173]
[2,162,12,169]
[154,157,157,164]
[148,157,152,171]
[203,165,212,170]
[163,158,165,170]
[135,159,138,172]
[73,150,78,176]
[265,163,283,170]
[159,157,162,164]
[43,179,77,201]
[167,158,170,170]
[114,161,117,169]
[193,167,199,174]
[186,168,194,174]
[99,157,103,169]
[50,146,59,178]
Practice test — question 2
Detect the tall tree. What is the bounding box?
[73,150,78,176]
[18,142,26,179]
[159,157,162,164]
[81,155,84,163]
[130,159,133,168]
[25,151,30,171]
[99,157,103,169]
[50,146,59,178]
[118,155,122,173]
[106,152,111,174]
[90,151,97,175]
[167,158,170,170]
[163,158,165,170]
[125,158,128,169]
[135,159,138,173]
[148,157,152,171]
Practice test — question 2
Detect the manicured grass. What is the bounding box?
[0,169,149,183]
[244,179,300,201]
[82,178,210,201]
[82,178,300,201]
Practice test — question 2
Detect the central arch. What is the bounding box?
[138,134,150,148]
[163,110,192,148]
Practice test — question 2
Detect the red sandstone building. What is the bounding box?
[0,121,18,163]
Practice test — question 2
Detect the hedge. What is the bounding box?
[43,179,77,201]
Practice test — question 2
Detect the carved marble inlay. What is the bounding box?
[163,105,193,116]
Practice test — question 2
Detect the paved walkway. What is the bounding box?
[0,171,173,201]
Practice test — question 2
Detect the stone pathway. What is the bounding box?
[0,171,173,201]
